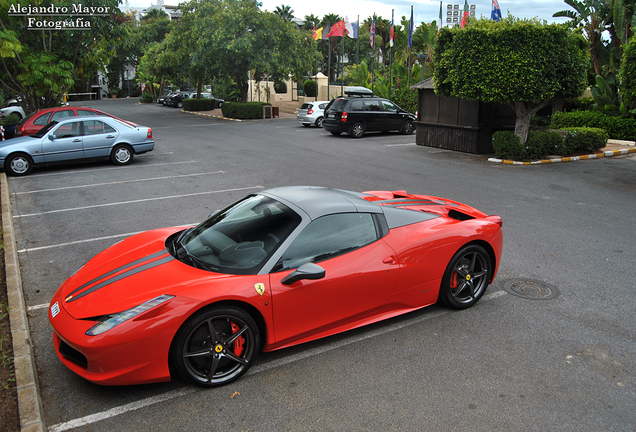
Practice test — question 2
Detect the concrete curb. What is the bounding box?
[181,109,243,121]
[2,172,46,432]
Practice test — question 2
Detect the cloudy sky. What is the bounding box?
[129,0,570,26]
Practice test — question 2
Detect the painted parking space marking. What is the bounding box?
[13,185,263,218]
[14,171,225,195]
[46,290,506,432]
[386,143,417,147]
[7,160,199,180]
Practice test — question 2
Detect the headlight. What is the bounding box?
[86,294,174,336]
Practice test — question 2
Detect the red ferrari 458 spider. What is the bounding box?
[49,186,503,387]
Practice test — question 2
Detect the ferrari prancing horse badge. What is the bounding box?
[254,283,265,296]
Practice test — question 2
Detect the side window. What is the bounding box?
[77,110,99,117]
[349,99,364,111]
[382,101,399,112]
[364,99,382,111]
[319,103,327,109]
[51,110,76,121]
[277,213,378,271]
[53,122,81,138]
[83,120,116,135]
[33,113,51,126]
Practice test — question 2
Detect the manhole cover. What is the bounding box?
[503,279,560,300]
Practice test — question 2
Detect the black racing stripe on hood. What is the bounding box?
[66,251,171,303]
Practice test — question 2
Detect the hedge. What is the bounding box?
[221,102,271,119]
[621,38,636,109]
[182,98,217,111]
[303,80,317,98]
[550,110,636,141]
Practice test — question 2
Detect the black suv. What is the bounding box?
[322,87,416,138]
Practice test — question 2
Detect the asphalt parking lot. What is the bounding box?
[6,99,636,431]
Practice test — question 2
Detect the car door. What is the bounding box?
[41,120,84,162]
[82,119,118,158]
[381,100,402,131]
[269,213,400,346]
[363,98,383,131]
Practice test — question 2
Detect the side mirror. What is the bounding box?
[281,263,326,285]
[48,135,55,141]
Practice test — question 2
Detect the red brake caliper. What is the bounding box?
[450,271,458,290]
[230,321,245,356]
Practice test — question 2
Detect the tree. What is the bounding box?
[273,4,294,22]
[0,0,123,112]
[435,18,588,144]
[620,37,636,109]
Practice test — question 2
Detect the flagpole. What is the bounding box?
[328,33,331,100]
[371,14,375,93]
[407,5,413,88]
[341,33,345,95]
[389,9,394,100]
[356,16,360,65]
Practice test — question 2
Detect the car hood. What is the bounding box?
[58,227,233,319]
[0,135,36,148]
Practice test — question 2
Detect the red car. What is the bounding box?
[49,186,503,387]
[14,106,136,137]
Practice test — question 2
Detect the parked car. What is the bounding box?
[297,100,330,127]
[14,106,136,138]
[0,116,154,176]
[162,92,179,106]
[1,104,26,120]
[169,92,192,108]
[48,186,502,387]
[200,92,224,107]
[322,86,416,138]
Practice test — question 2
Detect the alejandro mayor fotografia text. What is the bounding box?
[8,3,111,30]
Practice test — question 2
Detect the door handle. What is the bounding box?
[383,256,396,264]
[106,135,115,138]
[72,139,81,142]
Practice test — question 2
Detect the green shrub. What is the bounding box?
[525,131,564,159]
[563,97,595,112]
[392,87,417,114]
[492,131,525,160]
[0,112,21,126]
[563,127,608,153]
[138,93,154,103]
[274,80,287,94]
[182,98,215,111]
[221,102,271,119]
[303,80,317,98]
[620,38,636,109]
[550,110,636,141]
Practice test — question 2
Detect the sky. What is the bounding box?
[128,0,570,26]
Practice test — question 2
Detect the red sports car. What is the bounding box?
[49,186,503,387]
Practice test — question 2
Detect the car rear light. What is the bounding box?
[307,109,314,115]
[485,215,503,227]
[147,128,153,139]
[341,112,348,122]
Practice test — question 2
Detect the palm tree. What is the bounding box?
[274,5,294,22]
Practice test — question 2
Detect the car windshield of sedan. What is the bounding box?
[31,121,59,138]
[174,195,301,274]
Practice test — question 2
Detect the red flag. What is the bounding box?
[460,0,470,28]
[326,19,348,37]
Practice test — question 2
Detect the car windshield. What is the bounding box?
[174,195,301,274]
[31,121,59,138]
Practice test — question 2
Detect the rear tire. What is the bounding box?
[110,144,134,165]
[438,245,491,309]
[315,117,324,128]
[350,122,365,138]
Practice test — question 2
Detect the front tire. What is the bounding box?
[110,144,134,165]
[350,122,365,138]
[438,245,491,309]
[172,306,259,387]
[401,120,415,135]
[5,153,33,176]
[315,117,324,128]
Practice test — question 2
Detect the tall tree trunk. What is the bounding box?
[510,100,551,144]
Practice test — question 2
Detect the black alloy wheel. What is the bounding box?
[172,306,259,387]
[350,122,365,138]
[439,245,491,309]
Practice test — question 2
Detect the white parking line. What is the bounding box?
[385,143,416,147]
[45,290,507,432]
[8,161,198,179]
[14,171,225,195]
[18,231,143,254]
[13,185,263,218]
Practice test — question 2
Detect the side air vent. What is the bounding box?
[448,209,474,221]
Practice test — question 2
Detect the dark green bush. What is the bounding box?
[138,93,154,103]
[303,80,317,98]
[551,110,636,141]
[221,102,271,119]
[274,80,287,94]
[392,87,417,114]
[492,131,525,160]
[563,127,608,153]
[525,131,564,159]
[182,98,216,111]
[1,112,21,126]
[563,97,594,112]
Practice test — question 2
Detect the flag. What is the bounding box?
[326,19,348,37]
[321,24,331,40]
[312,27,324,40]
[460,0,469,28]
[370,17,375,47]
[491,0,502,22]
[407,6,413,48]
[345,21,358,38]
[390,10,394,47]
[438,1,443,31]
